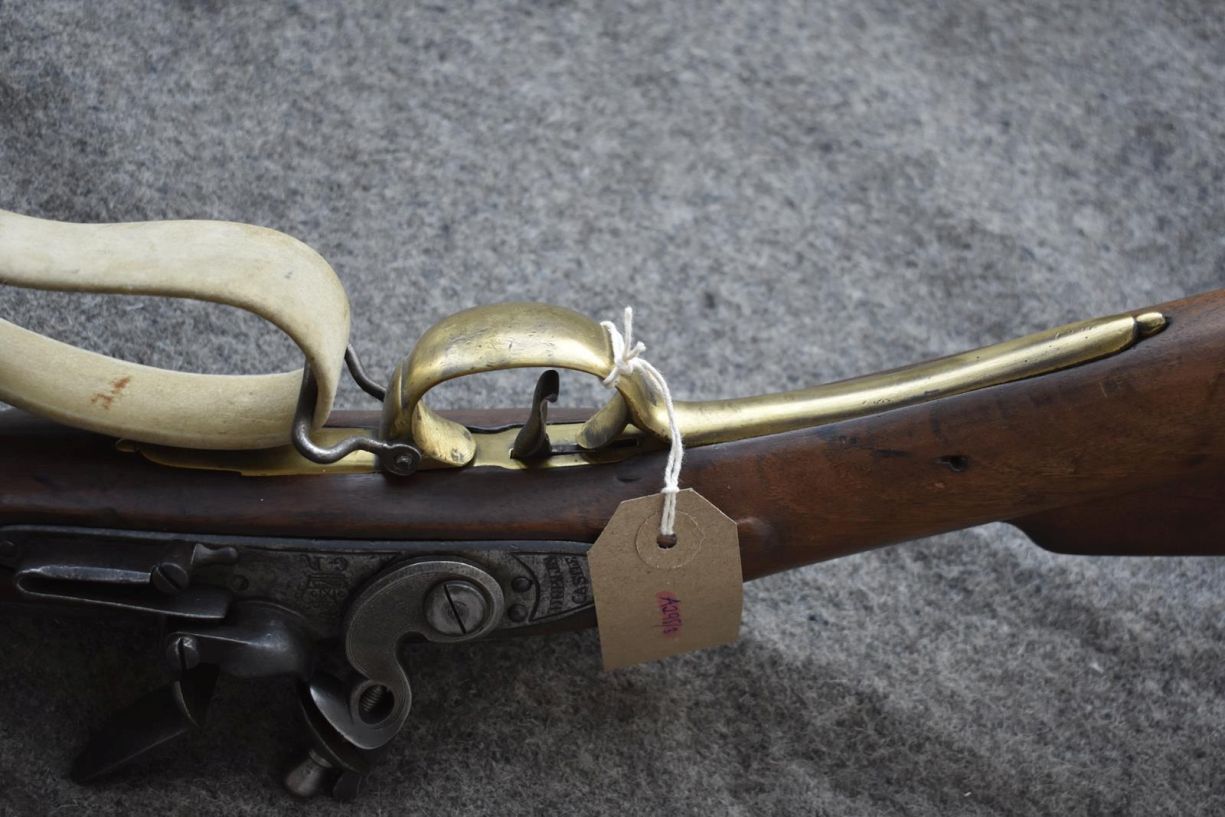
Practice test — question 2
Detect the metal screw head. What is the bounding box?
[383,444,421,476]
[151,562,191,594]
[424,580,489,637]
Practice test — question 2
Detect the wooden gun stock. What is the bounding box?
[2,289,1223,579]
[3,288,1223,797]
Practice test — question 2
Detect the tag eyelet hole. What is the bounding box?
[656,533,678,549]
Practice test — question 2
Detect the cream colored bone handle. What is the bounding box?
[0,210,350,449]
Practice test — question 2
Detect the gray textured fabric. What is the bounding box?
[1,2,1223,815]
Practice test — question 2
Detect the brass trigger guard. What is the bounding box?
[381,301,1168,470]
[380,303,668,467]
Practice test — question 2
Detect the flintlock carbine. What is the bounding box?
[1,210,1222,800]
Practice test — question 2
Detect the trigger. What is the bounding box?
[509,370,560,462]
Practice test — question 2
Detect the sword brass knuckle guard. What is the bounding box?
[379,303,668,467]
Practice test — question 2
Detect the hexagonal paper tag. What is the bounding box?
[588,489,742,670]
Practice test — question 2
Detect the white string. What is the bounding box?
[600,307,684,537]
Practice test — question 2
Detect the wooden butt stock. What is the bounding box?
[1,291,1223,582]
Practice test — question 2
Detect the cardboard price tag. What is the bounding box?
[588,489,742,670]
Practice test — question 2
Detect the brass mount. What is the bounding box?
[126,304,1167,476]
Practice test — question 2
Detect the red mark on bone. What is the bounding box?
[90,376,132,410]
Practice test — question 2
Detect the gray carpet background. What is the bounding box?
[2,2,1224,815]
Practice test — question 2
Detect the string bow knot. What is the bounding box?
[600,307,684,536]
